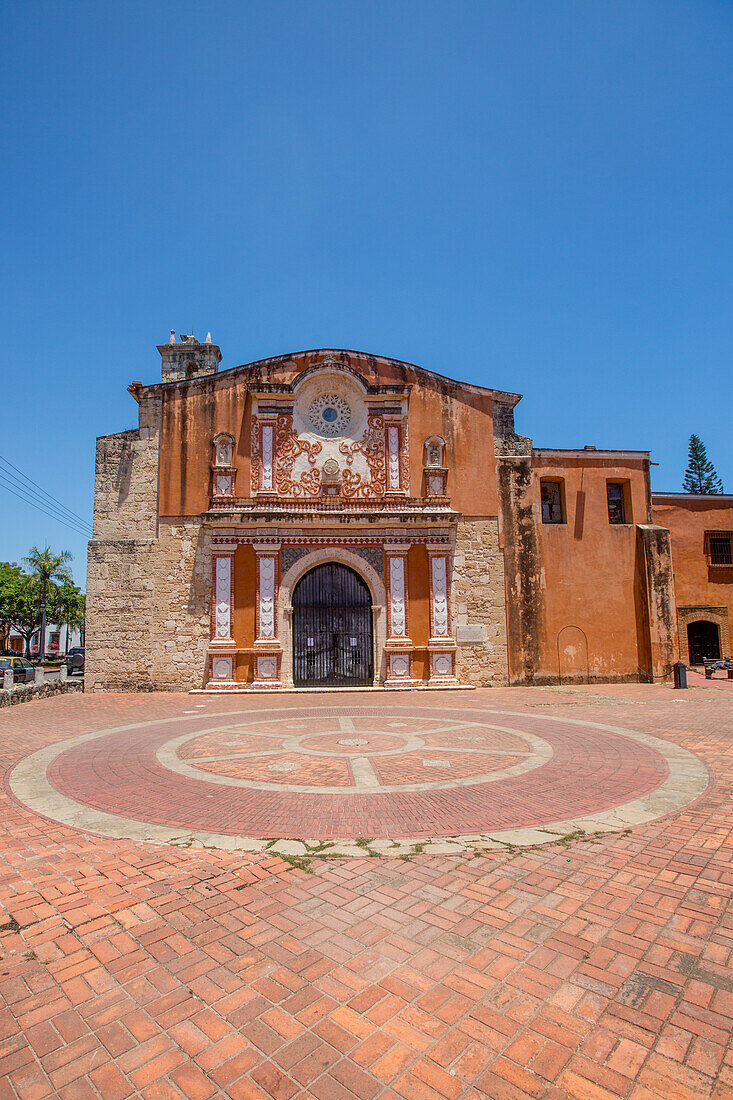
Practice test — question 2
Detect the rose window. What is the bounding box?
[308,394,352,437]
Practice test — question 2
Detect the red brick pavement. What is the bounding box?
[37,702,671,839]
[0,684,732,1098]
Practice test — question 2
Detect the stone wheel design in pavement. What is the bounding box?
[9,705,708,855]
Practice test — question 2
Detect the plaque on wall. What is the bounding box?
[456,624,484,645]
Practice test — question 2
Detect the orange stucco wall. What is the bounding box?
[233,545,257,682]
[652,496,733,612]
[407,544,431,681]
[150,350,499,519]
[530,454,655,681]
[652,496,733,663]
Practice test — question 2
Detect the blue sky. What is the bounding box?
[2,0,731,586]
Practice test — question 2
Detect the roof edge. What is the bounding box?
[135,347,523,405]
[652,492,733,502]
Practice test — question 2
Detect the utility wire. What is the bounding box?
[0,453,92,531]
[0,478,92,539]
[0,472,93,538]
[0,475,92,538]
[0,466,92,534]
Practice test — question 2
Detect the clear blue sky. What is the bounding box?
[2,0,731,587]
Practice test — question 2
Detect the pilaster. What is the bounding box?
[207,549,236,687]
[427,547,458,684]
[384,545,415,685]
[253,543,282,686]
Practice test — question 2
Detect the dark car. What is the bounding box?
[0,656,35,684]
[66,647,85,676]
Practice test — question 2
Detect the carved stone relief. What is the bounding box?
[215,439,233,467]
[339,415,386,497]
[258,555,277,639]
[261,424,274,491]
[431,555,449,637]
[214,473,233,497]
[308,393,352,437]
[214,556,231,639]
[387,426,400,491]
[212,656,233,680]
[388,555,407,638]
[274,415,323,496]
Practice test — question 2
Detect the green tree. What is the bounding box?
[7,573,41,657]
[22,546,73,661]
[683,435,724,494]
[49,581,85,654]
[0,562,25,649]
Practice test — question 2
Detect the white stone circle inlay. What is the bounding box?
[338,738,369,746]
[7,704,710,853]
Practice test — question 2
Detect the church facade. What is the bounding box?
[85,336,727,692]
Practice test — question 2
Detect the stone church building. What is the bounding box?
[86,335,730,691]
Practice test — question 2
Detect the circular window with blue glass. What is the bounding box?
[308,394,352,436]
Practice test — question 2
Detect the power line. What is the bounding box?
[0,473,93,539]
[0,466,92,533]
[0,476,92,538]
[0,453,92,531]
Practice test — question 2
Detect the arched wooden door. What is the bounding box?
[292,564,374,687]
[687,620,720,665]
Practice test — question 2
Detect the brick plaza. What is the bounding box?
[1,680,732,1098]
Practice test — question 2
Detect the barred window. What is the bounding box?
[708,535,732,565]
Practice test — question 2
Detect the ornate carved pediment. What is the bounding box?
[250,368,408,499]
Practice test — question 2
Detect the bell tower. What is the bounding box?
[158,330,222,382]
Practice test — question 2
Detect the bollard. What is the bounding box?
[34,666,44,685]
[673,661,687,689]
[60,663,68,682]
[2,669,12,690]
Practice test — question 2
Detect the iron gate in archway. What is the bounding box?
[292,563,374,687]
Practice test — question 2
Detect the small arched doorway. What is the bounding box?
[687,620,721,666]
[292,563,374,687]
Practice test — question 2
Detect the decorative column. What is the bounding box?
[207,547,236,687]
[253,542,282,686]
[427,547,458,684]
[384,544,415,685]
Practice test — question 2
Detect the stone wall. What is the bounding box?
[87,515,211,691]
[452,518,509,686]
[86,393,179,691]
[0,679,83,708]
[86,538,156,690]
[147,521,211,691]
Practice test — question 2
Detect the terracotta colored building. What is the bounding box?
[85,336,727,691]
[651,493,733,666]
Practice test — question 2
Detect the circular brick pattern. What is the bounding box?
[7,702,708,848]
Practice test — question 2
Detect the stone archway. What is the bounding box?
[278,548,387,687]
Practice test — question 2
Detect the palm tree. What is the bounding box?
[22,546,72,662]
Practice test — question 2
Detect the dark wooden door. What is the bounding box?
[687,620,720,665]
[293,564,373,687]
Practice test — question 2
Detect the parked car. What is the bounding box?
[66,647,85,676]
[0,656,36,684]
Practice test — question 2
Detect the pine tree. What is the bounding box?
[683,435,724,494]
